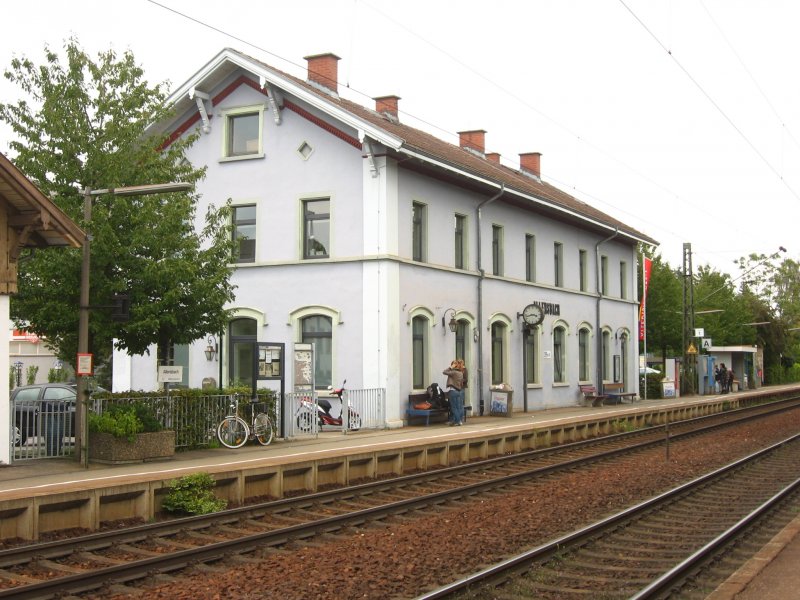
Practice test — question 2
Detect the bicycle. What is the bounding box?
[217,396,274,449]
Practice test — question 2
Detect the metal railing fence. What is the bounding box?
[12,387,384,460]
[11,397,77,460]
[283,387,386,438]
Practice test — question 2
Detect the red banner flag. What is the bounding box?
[639,257,652,341]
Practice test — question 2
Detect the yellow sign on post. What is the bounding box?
[687,342,698,355]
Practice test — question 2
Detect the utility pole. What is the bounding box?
[682,243,696,395]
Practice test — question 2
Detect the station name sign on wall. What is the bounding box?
[530,301,560,316]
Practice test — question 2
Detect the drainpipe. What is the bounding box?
[595,227,619,394]
[476,183,505,415]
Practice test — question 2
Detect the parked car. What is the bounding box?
[10,383,77,447]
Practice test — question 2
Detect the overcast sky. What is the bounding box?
[2,0,798,278]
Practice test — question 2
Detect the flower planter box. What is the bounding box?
[88,431,175,464]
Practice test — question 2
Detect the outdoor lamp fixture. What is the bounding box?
[442,308,458,333]
[77,181,193,469]
[205,336,218,361]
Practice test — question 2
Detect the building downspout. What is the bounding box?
[476,183,505,415]
[596,227,619,393]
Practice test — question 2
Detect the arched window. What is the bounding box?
[553,325,566,383]
[412,315,429,389]
[301,315,332,388]
[620,332,629,388]
[602,330,611,381]
[229,318,257,387]
[578,327,591,382]
[455,319,468,363]
[491,322,507,385]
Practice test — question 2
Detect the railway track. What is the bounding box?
[0,399,797,598]
[423,434,800,600]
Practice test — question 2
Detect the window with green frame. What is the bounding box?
[301,315,332,388]
[491,322,506,385]
[232,205,256,263]
[412,202,426,262]
[303,199,330,259]
[602,330,611,380]
[525,234,535,282]
[525,327,539,384]
[578,328,590,381]
[412,315,428,389]
[455,214,466,269]
[553,325,566,383]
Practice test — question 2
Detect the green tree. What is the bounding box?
[735,252,800,373]
[693,266,755,347]
[0,39,237,377]
[773,258,800,366]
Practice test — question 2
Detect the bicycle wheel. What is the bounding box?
[217,416,249,449]
[296,407,315,433]
[253,413,274,446]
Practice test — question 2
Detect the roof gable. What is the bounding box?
[159,48,656,247]
[0,153,84,255]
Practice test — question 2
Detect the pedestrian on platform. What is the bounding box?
[719,363,728,393]
[728,368,736,393]
[443,360,464,426]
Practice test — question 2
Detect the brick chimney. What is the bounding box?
[486,152,501,164]
[374,95,401,120]
[304,53,341,94]
[458,130,486,154]
[519,152,542,178]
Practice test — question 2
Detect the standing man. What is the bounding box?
[443,360,464,426]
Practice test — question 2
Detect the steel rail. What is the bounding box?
[630,476,800,599]
[0,399,797,597]
[416,433,800,599]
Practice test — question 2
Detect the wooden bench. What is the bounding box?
[603,382,638,404]
[406,392,449,426]
[579,384,607,407]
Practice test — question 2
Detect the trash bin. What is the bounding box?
[489,386,513,416]
[661,379,676,398]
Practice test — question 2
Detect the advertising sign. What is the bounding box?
[76,353,93,376]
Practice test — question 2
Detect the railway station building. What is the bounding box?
[114,49,657,426]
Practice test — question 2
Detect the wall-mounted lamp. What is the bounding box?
[204,335,218,362]
[442,308,458,333]
[473,327,479,343]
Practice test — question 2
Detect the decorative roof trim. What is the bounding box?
[163,49,403,150]
[284,100,361,149]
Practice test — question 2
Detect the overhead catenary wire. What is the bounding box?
[618,0,800,204]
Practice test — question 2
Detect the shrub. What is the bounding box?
[162,472,227,515]
[88,401,163,442]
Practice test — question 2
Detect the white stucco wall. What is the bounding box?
[118,65,642,422]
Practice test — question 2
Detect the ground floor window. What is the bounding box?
[554,326,566,383]
[412,315,428,389]
[301,315,332,388]
[491,322,506,385]
[229,317,257,387]
[525,328,539,384]
[578,327,590,382]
